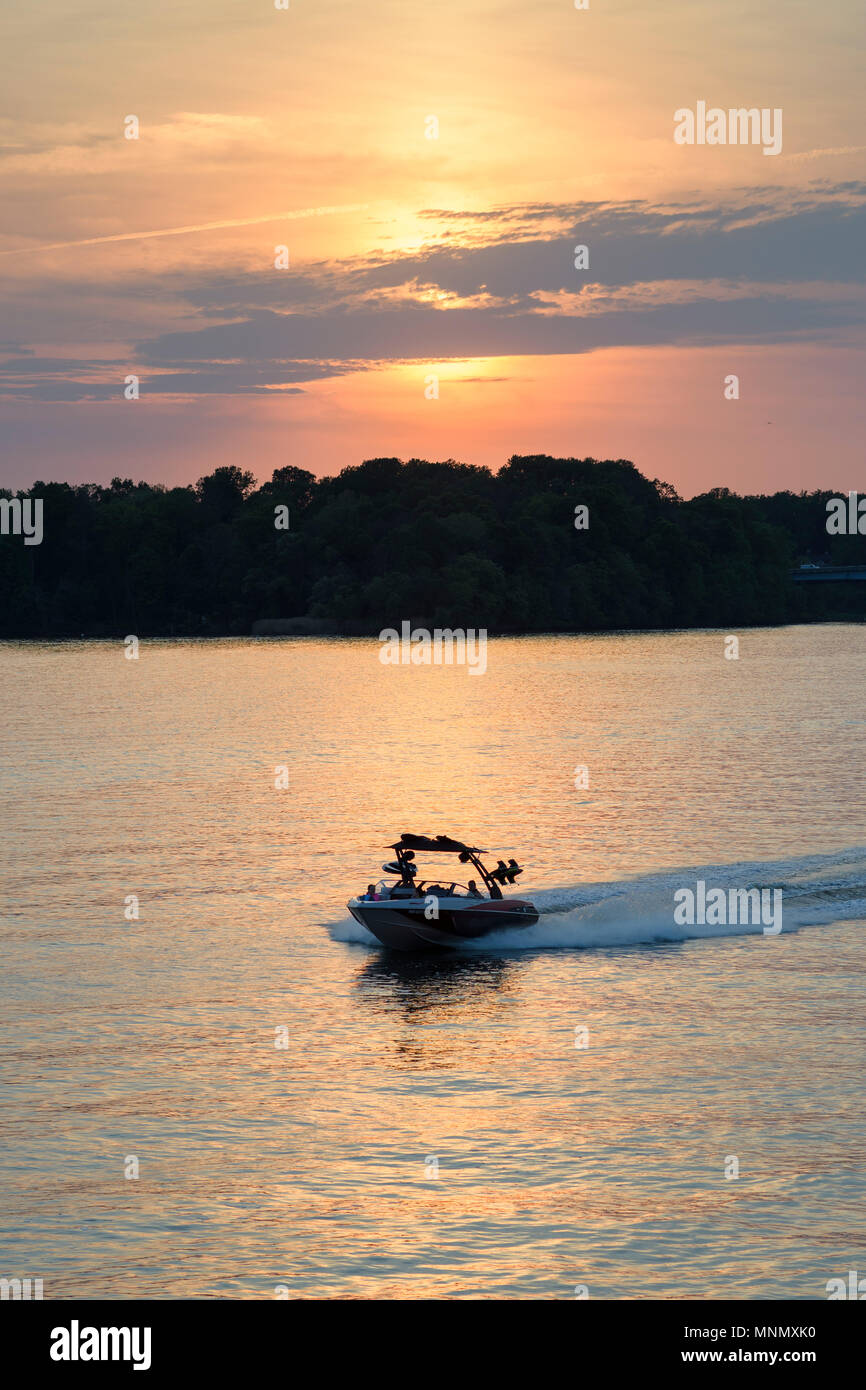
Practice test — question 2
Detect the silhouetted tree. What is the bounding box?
[0,458,862,637]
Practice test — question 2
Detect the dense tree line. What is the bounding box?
[1,456,863,637]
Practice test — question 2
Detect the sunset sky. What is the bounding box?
[1,0,864,496]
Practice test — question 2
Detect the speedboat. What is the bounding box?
[347,833,539,951]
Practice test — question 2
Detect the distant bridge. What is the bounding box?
[792,565,866,583]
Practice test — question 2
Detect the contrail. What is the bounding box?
[0,203,368,257]
[780,145,866,162]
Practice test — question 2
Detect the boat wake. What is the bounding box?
[328,847,866,951]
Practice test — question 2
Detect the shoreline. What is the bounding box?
[2,615,865,643]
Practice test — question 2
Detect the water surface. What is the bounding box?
[1,627,864,1298]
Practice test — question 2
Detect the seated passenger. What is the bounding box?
[466,879,483,898]
[362,883,380,901]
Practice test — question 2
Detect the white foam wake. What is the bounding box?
[326,847,866,952]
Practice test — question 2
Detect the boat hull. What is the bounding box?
[347,897,539,951]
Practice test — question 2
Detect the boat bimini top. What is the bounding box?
[382,833,525,900]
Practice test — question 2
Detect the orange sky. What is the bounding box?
[1,0,864,496]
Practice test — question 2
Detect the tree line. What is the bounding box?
[1,455,863,637]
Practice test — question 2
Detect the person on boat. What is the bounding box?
[466,880,483,897]
[362,884,380,901]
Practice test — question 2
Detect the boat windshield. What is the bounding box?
[367,879,486,900]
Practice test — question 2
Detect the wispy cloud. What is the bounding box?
[0,204,368,258]
[3,185,864,401]
[780,146,866,163]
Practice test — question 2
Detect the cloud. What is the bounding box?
[780,146,866,163]
[140,295,861,372]
[3,184,864,400]
[354,190,866,298]
[0,112,273,179]
[0,355,354,403]
[0,203,367,257]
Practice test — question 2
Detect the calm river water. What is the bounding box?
[1,627,864,1298]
